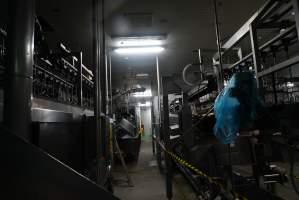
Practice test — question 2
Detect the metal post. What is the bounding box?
[105,54,109,115]
[249,22,262,87]
[198,49,204,81]
[92,0,102,184]
[80,52,83,107]
[156,56,161,125]
[4,0,35,140]
[109,54,113,115]
[107,52,114,183]
[162,77,173,200]
[156,56,163,171]
[213,0,224,90]
[99,0,108,184]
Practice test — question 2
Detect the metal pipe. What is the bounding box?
[156,56,161,124]
[162,77,173,200]
[105,54,109,115]
[198,49,204,81]
[4,0,35,140]
[249,22,262,88]
[155,56,163,172]
[92,0,102,184]
[99,0,108,184]
[213,0,224,90]
[109,53,113,115]
[82,64,94,77]
[80,52,83,107]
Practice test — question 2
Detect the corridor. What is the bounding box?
[113,140,197,200]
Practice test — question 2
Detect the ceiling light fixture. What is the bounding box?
[114,35,166,47]
[136,73,149,77]
[138,101,151,107]
[114,47,164,54]
[133,89,152,97]
[119,39,162,47]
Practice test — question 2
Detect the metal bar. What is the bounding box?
[34,64,74,87]
[80,52,83,107]
[109,53,113,115]
[198,49,204,80]
[114,136,133,186]
[225,25,296,70]
[61,57,78,72]
[225,53,253,70]
[82,63,94,77]
[213,0,224,90]
[105,54,109,115]
[162,76,173,200]
[259,25,296,51]
[4,0,35,140]
[155,56,163,172]
[213,0,280,61]
[223,0,278,50]
[156,56,161,125]
[249,22,262,87]
[259,0,284,23]
[82,74,94,85]
[258,20,295,29]
[261,5,294,26]
[257,54,299,78]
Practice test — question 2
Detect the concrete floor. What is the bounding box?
[113,139,299,200]
[113,140,198,200]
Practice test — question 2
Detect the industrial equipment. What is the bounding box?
[0,15,108,186]
[113,88,143,161]
[155,0,299,199]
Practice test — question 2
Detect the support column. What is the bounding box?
[4,0,35,140]
[92,0,103,184]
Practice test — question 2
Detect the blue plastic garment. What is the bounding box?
[213,72,261,144]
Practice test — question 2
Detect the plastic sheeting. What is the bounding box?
[213,72,262,144]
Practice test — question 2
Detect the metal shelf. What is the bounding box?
[257,54,299,78]
[34,64,74,87]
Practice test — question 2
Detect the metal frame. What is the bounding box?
[213,0,299,97]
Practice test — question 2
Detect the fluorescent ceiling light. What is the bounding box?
[138,101,151,107]
[114,47,164,55]
[136,73,149,77]
[133,90,152,97]
[118,39,162,47]
[115,36,166,47]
